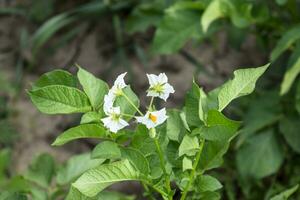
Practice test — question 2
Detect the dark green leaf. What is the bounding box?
[152,10,202,54]
[24,153,55,188]
[236,130,284,179]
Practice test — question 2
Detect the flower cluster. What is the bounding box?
[101,72,175,134]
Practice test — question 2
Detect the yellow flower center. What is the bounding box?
[114,87,123,96]
[111,113,120,121]
[149,113,157,123]
[150,84,164,93]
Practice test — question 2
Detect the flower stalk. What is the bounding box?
[180,139,205,200]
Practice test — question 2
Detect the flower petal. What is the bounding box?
[147,74,159,86]
[158,73,168,84]
[114,72,127,89]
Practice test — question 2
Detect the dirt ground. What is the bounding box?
[0,13,266,197]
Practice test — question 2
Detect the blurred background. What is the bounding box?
[0,0,300,199]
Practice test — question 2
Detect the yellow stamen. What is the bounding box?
[149,113,157,123]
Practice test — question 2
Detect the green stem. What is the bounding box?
[142,182,156,200]
[122,92,143,116]
[154,137,172,199]
[180,139,205,200]
[148,96,154,111]
[121,113,135,118]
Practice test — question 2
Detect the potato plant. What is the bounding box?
[26,64,269,199]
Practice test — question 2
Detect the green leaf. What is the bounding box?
[32,69,77,89]
[270,24,300,61]
[0,148,11,179]
[279,117,300,154]
[66,187,135,200]
[198,140,230,171]
[91,141,121,159]
[52,124,106,146]
[182,157,193,171]
[275,0,287,5]
[201,0,226,32]
[0,192,28,200]
[179,135,199,157]
[193,110,240,141]
[167,109,185,141]
[121,147,150,175]
[270,184,299,200]
[196,191,221,200]
[115,86,139,120]
[31,13,76,53]
[236,90,281,147]
[77,67,109,110]
[80,112,103,124]
[280,57,300,95]
[236,130,284,179]
[125,3,163,34]
[56,153,105,185]
[73,159,141,197]
[295,81,300,115]
[24,153,55,188]
[185,81,205,127]
[152,10,201,54]
[28,85,92,114]
[196,175,222,192]
[218,64,269,111]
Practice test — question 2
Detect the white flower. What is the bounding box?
[103,72,127,114]
[101,106,128,133]
[146,73,175,101]
[136,108,168,129]
[110,72,127,96]
[103,93,115,114]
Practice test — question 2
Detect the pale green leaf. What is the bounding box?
[185,81,205,127]
[52,124,106,146]
[270,25,300,61]
[280,57,300,95]
[91,141,121,159]
[182,157,193,171]
[201,0,226,32]
[270,184,299,200]
[77,67,108,110]
[80,112,103,124]
[56,153,105,185]
[32,69,77,89]
[167,109,185,141]
[179,135,199,157]
[121,147,150,175]
[73,159,141,197]
[28,85,91,114]
[236,130,284,179]
[218,64,269,111]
